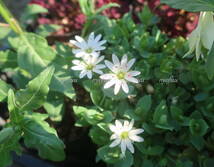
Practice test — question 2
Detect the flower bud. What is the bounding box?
[184,12,214,61]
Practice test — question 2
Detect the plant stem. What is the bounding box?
[0,0,23,34]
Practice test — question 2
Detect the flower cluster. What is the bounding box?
[70,32,141,95]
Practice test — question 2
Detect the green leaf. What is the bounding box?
[22,115,65,161]
[43,92,64,122]
[89,126,109,146]
[176,160,193,167]
[36,24,62,37]
[203,158,214,167]
[136,143,164,156]
[20,4,48,23]
[138,5,155,27]
[153,100,173,130]
[8,89,22,123]
[0,26,12,40]
[0,50,17,69]
[0,127,15,145]
[135,95,152,119]
[0,132,21,167]
[15,66,55,111]
[0,79,12,102]
[9,33,75,99]
[97,145,121,164]
[9,33,56,75]
[50,70,76,99]
[78,0,95,16]
[189,119,209,136]
[206,43,214,80]
[113,151,133,167]
[142,160,154,167]
[73,106,104,125]
[190,136,204,151]
[161,0,214,12]
[83,80,116,110]
[95,3,120,15]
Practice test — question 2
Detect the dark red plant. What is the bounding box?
[29,0,198,37]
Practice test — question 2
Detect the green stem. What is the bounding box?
[0,0,23,34]
[81,17,93,37]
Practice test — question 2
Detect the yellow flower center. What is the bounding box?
[85,48,93,53]
[120,131,129,139]
[86,64,94,70]
[117,72,125,80]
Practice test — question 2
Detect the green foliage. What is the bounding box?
[0,79,12,102]
[0,67,65,165]
[0,0,214,167]
[15,66,55,111]
[206,43,214,79]
[70,5,214,167]
[161,0,214,12]
[36,24,62,37]
[22,114,65,161]
[20,4,48,24]
[0,50,17,69]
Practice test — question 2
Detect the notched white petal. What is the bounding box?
[110,139,121,147]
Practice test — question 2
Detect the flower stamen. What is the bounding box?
[120,131,129,139]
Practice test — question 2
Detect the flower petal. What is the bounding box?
[95,34,102,42]
[110,134,118,140]
[112,54,120,65]
[96,56,105,64]
[95,64,106,69]
[69,40,82,48]
[129,129,144,136]
[104,79,116,89]
[100,74,115,80]
[98,40,107,46]
[87,71,93,79]
[126,139,134,154]
[88,32,95,42]
[121,55,128,67]
[128,71,141,77]
[128,119,134,130]
[105,60,114,71]
[115,120,123,129]
[79,70,87,78]
[72,60,81,65]
[127,58,136,71]
[71,66,83,71]
[125,76,139,83]
[120,140,127,155]
[114,81,121,95]
[110,139,121,147]
[93,69,103,75]
[129,135,144,142]
[75,35,85,43]
[121,80,129,94]
[109,125,117,132]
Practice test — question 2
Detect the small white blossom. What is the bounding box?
[71,53,106,79]
[70,32,106,58]
[100,54,141,95]
[184,12,214,61]
[109,119,144,155]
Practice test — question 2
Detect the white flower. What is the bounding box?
[71,53,106,79]
[70,32,106,58]
[100,54,141,95]
[109,119,144,155]
[184,12,214,61]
